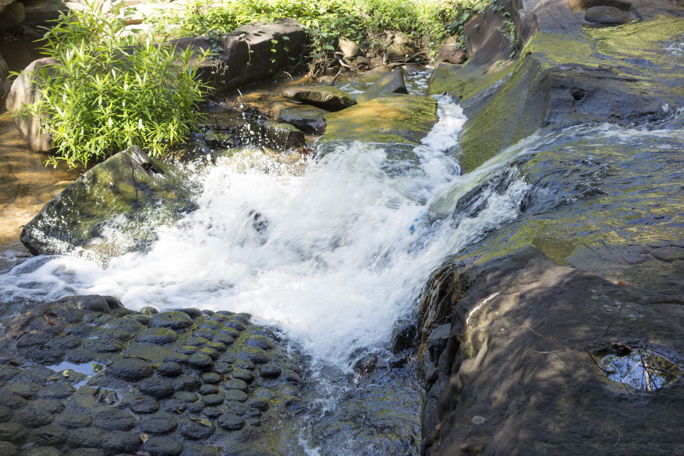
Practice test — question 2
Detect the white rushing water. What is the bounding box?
[0,96,529,367]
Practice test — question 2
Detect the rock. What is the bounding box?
[157,361,182,377]
[140,412,178,434]
[435,36,467,64]
[585,5,633,25]
[385,31,413,61]
[258,364,281,379]
[174,19,306,93]
[93,408,135,431]
[317,95,437,160]
[273,103,328,135]
[652,246,684,262]
[20,145,196,258]
[108,358,154,381]
[0,441,17,456]
[5,57,57,152]
[0,2,24,32]
[21,0,67,26]
[137,328,178,345]
[282,85,356,111]
[338,38,359,59]
[248,119,306,150]
[420,248,684,455]
[217,413,244,431]
[149,311,193,330]
[142,436,183,456]
[357,69,408,102]
[179,418,215,440]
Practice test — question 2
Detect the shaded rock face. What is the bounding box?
[5,57,57,152]
[357,69,408,102]
[0,51,8,102]
[20,146,197,258]
[0,1,24,31]
[584,5,634,25]
[0,295,306,456]
[418,248,684,455]
[175,19,306,94]
[316,94,437,159]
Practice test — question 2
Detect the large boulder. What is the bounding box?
[19,0,67,26]
[0,1,24,31]
[174,19,306,94]
[419,248,684,455]
[316,94,437,160]
[5,57,56,152]
[357,69,408,102]
[20,146,197,258]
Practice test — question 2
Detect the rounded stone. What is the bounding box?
[137,328,178,345]
[213,362,232,374]
[30,424,68,445]
[94,408,135,431]
[224,389,248,402]
[85,338,122,353]
[149,312,193,330]
[161,399,186,413]
[225,401,248,415]
[65,450,104,456]
[139,412,178,434]
[179,419,215,440]
[37,382,75,399]
[181,443,221,456]
[198,348,219,360]
[245,349,269,364]
[138,378,175,399]
[157,362,183,377]
[142,436,183,456]
[202,393,224,406]
[0,422,27,442]
[21,447,61,456]
[187,353,213,369]
[65,349,96,364]
[3,381,41,398]
[218,327,240,338]
[15,406,54,427]
[222,379,248,391]
[202,407,223,418]
[200,372,221,384]
[206,341,226,352]
[55,411,92,428]
[109,358,153,381]
[67,427,106,448]
[244,336,273,350]
[186,401,204,413]
[259,364,282,379]
[127,395,160,414]
[163,353,189,364]
[140,306,159,315]
[199,384,219,395]
[185,337,209,347]
[231,369,254,383]
[101,430,141,453]
[174,391,198,402]
[199,320,222,330]
[177,345,197,355]
[0,391,27,408]
[0,406,11,422]
[212,333,234,345]
[0,441,17,456]
[193,329,216,339]
[217,413,245,431]
[248,399,269,412]
[0,365,21,381]
[233,359,255,370]
[175,375,201,392]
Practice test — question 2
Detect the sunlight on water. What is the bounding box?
[0,96,529,367]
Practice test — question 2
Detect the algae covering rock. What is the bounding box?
[20,146,197,258]
[316,94,437,160]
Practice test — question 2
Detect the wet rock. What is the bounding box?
[22,447,62,456]
[317,95,437,160]
[174,391,198,402]
[217,413,245,431]
[142,436,183,456]
[202,393,224,406]
[199,384,219,395]
[30,423,68,446]
[224,389,248,402]
[127,395,159,414]
[187,353,213,370]
[93,408,135,431]
[55,411,92,428]
[20,146,197,258]
[179,418,215,440]
[65,450,104,456]
[140,412,178,434]
[149,312,193,330]
[585,5,633,25]
[0,405,11,422]
[15,403,55,427]
[174,375,201,392]
[157,362,182,377]
[101,430,140,454]
[0,441,17,456]
[108,358,153,381]
[223,379,248,391]
[139,378,175,399]
[200,372,221,384]
[353,354,377,376]
[358,69,408,102]
[67,427,105,448]
[174,19,306,93]
[137,328,178,345]
[0,421,28,442]
[272,103,328,135]
[258,364,281,379]
[652,246,684,262]
[282,85,356,111]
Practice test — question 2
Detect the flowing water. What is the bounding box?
[0,93,532,453]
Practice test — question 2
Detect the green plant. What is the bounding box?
[26,1,209,168]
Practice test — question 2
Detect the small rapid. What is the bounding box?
[0,96,528,369]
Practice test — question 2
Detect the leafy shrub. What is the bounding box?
[150,0,495,70]
[27,2,209,168]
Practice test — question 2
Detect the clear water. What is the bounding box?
[0,96,528,369]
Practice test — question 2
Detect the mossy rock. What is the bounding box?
[21,146,197,258]
[316,94,437,160]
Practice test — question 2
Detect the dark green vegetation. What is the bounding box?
[151,0,494,69]
[23,3,208,168]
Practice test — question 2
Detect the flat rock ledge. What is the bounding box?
[0,295,305,456]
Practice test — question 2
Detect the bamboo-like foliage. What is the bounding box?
[27,1,209,168]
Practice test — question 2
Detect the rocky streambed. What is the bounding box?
[1,0,684,455]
